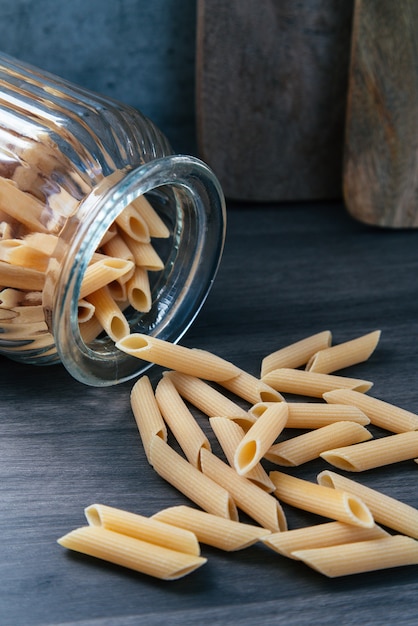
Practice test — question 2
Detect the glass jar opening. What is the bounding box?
[48,155,226,386]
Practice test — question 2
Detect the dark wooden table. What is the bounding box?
[1,201,418,625]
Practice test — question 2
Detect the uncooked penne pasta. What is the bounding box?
[0,304,45,324]
[23,232,59,256]
[282,403,370,428]
[153,505,271,551]
[262,521,389,559]
[320,431,418,471]
[101,233,135,264]
[85,286,129,342]
[0,239,50,272]
[79,257,135,299]
[306,330,381,374]
[116,334,240,382]
[130,375,167,461]
[21,290,42,305]
[293,535,418,578]
[107,279,127,302]
[78,315,105,344]
[0,220,12,240]
[115,203,150,242]
[165,371,254,428]
[234,403,288,475]
[84,503,200,555]
[0,287,22,307]
[323,388,418,433]
[261,330,332,377]
[57,525,206,580]
[265,421,372,467]
[130,195,170,238]
[218,368,284,404]
[200,447,287,532]
[149,435,238,520]
[77,299,96,323]
[0,177,47,232]
[269,471,374,528]
[0,260,45,291]
[126,266,152,312]
[123,237,165,271]
[209,417,275,492]
[261,368,373,398]
[318,470,418,539]
[155,375,211,468]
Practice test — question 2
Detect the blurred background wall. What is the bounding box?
[0,0,198,153]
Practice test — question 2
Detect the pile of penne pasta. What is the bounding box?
[0,176,168,354]
[59,329,418,579]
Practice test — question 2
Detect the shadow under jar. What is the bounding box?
[0,53,226,386]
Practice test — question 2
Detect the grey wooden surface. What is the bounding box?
[1,201,418,625]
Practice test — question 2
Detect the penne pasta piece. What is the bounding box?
[153,505,271,551]
[77,298,95,323]
[126,266,152,312]
[85,503,200,555]
[57,525,206,580]
[200,447,287,532]
[0,239,50,272]
[79,257,135,299]
[323,388,418,433]
[292,535,418,578]
[306,330,381,374]
[116,334,240,382]
[101,233,135,265]
[269,470,374,528]
[155,375,211,468]
[164,371,254,428]
[265,421,372,467]
[261,331,332,377]
[261,368,373,397]
[318,470,418,539]
[320,431,418,471]
[98,223,117,246]
[281,402,370,428]
[115,203,150,242]
[0,220,13,240]
[23,232,59,256]
[78,315,104,344]
[262,521,389,559]
[0,177,47,232]
[107,279,127,302]
[234,403,288,475]
[218,369,284,404]
[149,435,238,520]
[209,417,275,492]
[85,286,129,342]
[0,287,23,307]
[0,304,45,324]
[130,195,170,238]
[0,260,45,291]
[122,237,165,271]
[21,290,42,305]
[130,375,167,461]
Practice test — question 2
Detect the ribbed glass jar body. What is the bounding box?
[0,53,225,385]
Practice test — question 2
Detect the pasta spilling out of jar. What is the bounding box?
[0,171,169,358]
[59,329,418,579]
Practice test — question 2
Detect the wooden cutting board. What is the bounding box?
[344,0,418,227]
[196,0,354,202]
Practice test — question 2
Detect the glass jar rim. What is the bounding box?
[47,154,226,386]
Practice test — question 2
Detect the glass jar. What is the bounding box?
[0,53,226,386]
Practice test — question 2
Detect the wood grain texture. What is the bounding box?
[196,0,354,201]
[1,202,418,624]
[344,0,418,227]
